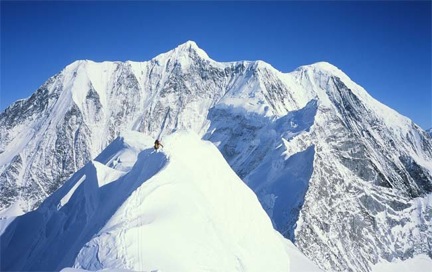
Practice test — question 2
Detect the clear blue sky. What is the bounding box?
[1,1,431,129]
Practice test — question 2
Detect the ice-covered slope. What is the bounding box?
[203,62,432,271]
[1,131,320,272]
[1,41,431,271]
[0,41,260,212]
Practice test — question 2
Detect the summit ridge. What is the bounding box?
[0,41,431,272]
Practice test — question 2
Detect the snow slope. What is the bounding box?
[1,41,431,272]
[372,254,432,272]
[204,62,432,271]
[1,131,320,271]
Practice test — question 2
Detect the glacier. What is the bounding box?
[1,40,431,271]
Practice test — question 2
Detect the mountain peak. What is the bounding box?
[168,40,210,60]
[2,40,432,272]
[294,61,354,86]
[297,61,342,75]
[310,61,340,71]
[176,40,199,50]
[63,59,87,71]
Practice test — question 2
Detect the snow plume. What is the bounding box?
[1,131,320,272]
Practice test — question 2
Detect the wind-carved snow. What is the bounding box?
[0,131,322,272]
[1,41,431,272]
[58,175,86,210]
[205,99,318,242]
[74,132,294,272]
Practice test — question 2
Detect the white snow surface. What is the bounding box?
[73,131,290,271]
[371,254,432,272]
[1,131,321,272]
[1,40,431,272]
[0,199,25,236]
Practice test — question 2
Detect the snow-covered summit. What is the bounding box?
[1,41,431,272]
[297,61,341,73]
[174,40,210,59]
[150,40,211,66]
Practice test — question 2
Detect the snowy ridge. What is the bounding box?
[0,131,321,272]
[1,41,431,271]
[151,40,211,65]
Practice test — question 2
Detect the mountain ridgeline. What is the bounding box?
[1,41,431,271]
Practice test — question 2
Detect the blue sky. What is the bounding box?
[1,1,431,129]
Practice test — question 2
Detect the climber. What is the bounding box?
[154,139,164,150]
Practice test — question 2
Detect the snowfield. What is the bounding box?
[1,131,320,272]
[1,40,431,272]
[371,254,432,272]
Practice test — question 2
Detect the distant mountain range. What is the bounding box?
[1,41,431,271]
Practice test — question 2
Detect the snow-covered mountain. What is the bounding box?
[0,131,320,272]
[1,41,431,271]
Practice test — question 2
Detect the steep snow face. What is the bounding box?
[0,131,321,272]
[283,67,432,271]
[204,62,432,271]
[0,42,255,211]
[204,99,318,242]
[1,41,431,272]
[73,132,293,272]
[0,131,159,271]
[296,97,429,270]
